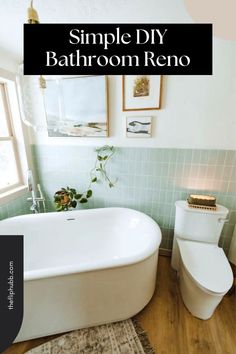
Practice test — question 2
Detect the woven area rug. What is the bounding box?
[25,319,155,354]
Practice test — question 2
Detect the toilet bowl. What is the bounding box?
[177,238,233,320]
[171,201,234,320]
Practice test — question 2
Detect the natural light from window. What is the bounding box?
[0,81,22,193]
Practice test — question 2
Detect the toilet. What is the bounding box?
[171,200,233,320]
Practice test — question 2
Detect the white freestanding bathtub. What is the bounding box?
[0,207,161,342]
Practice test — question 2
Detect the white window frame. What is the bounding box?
[0,71,29,203]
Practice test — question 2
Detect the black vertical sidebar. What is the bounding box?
[0,235,23,353]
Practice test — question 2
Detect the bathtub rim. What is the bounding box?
[24,247,160,281]
[0,207,162,282]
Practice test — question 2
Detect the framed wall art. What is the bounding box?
[43,75,109,137]
[126,116,152,138]
[122,75,162,111]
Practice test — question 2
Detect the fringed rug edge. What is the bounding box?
[132,318,156,354]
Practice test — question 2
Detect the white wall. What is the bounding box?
[15,0,236,150]
[24,38,236,150]
[0,47,19,73]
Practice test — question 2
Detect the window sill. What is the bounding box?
[0,185,28,204]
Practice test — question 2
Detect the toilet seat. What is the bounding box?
[177,238,233,294]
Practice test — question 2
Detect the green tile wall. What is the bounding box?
[0,192,31,220]
[31,145,236,253]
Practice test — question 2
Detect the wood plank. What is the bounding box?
[136,256,236,354]
[4,256,236,354]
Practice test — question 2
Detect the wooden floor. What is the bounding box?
[4,256,236,354]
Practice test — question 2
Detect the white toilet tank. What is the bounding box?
[175,201,229,244]
[171,201,229,271]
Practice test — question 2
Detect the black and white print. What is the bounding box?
[126,116,152,138]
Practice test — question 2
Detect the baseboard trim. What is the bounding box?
[159,248,172,257]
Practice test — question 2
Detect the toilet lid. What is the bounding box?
[177,239,233,294]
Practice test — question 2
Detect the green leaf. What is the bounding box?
[54,146,116,210]
[75,193,83,200]
[70,200,77,208]
[86,189,92,198]
[54,196,61,202]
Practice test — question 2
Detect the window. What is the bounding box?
[0,76,28,200]
[0,82,22,192]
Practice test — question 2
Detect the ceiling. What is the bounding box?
[0,0,189,63]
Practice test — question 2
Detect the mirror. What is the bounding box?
[43,75,109,137]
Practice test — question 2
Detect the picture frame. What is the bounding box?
[43,75,109,137]
[122,75,162,111]
[126,116,152,138]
